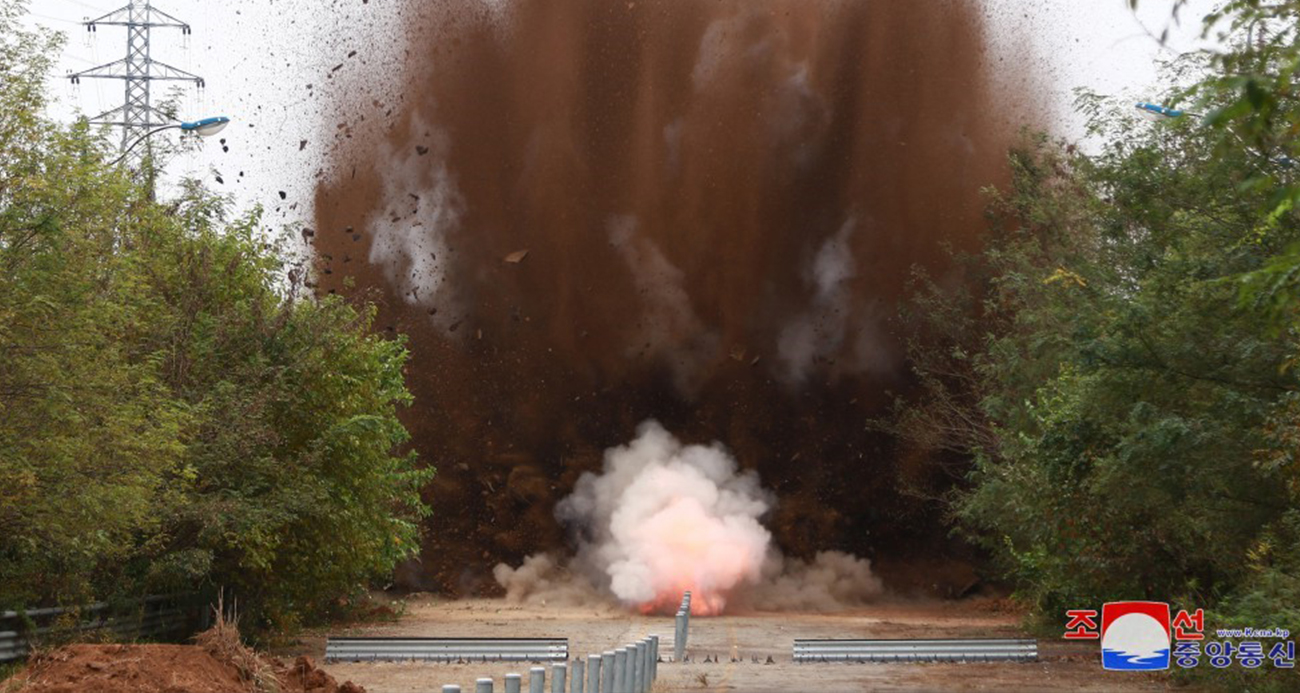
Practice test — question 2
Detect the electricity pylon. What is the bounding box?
[69,2,204,171]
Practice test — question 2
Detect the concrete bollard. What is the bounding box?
[622,645,636,692]
[600,651,616,693]
[443,686,462,693]
[613,648,627,693]
[529,667,546,693]
[674,612,687,661]
[588,654,603,693]
[645,639,655,691]
[476,679,494,693]
[552,663,567,693]
[642,639,653,692]
[571,657,585,693]
[649,635,659,683]
[505,673,522,693]
[632,641,645,693]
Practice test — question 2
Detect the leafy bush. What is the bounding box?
[891,0,1300,649]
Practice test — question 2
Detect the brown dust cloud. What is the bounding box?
[313,0,1032,597]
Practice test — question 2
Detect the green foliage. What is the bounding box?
[0,4,430,632]
[891,0,1300,657]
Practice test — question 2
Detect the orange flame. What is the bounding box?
[624,496,766,616]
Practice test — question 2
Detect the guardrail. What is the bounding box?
[0,594,200,663]
[793,638,1038,663]
[324,637,569,663]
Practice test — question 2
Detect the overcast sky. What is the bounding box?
[23,0,1220,226]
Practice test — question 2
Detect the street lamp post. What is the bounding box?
[108,116,231,167]
[1136,101,1294,170]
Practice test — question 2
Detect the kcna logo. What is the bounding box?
[1066,601,1177,671]
[1100,602,1171,671]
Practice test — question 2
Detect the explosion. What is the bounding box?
[558,421,771,614]
[315,0,1032,592]
[534,421,883,615]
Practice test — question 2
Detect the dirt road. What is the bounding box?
[300,597,1178,692]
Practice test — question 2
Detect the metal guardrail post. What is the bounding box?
[571,657,584,693]
[673,612,686,661]
[682,593,690,648]
[529,666,545,693]
[505,673,522,693]
[476,679,494,693]
[551,663,566,693]
[600,651,615,693]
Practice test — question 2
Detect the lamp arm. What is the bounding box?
[107,124,183,167]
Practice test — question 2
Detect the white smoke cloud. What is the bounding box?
[746,550,885,612]
[366,114,463,329]
[608,216,721,396]
[492,553,607,608]
[496,420,884,614]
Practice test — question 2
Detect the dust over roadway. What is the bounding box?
[312,0,1033,593]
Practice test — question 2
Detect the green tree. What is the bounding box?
[0,2,430,631]
[0,6,187,606]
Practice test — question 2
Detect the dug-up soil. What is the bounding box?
[5,643,365,693]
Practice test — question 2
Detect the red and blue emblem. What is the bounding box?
[1101,601,1171,671]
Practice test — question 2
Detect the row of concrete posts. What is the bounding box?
[440,634,660,693]
[440,590,691,693]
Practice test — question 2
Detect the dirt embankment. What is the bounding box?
[6,644,363,693]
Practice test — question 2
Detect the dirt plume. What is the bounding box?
[314,0,1031,593]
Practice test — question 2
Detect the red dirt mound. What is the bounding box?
[278,655,365,693]
[9,645,364,693]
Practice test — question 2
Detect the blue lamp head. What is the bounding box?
[181,116,231,137]
[1136,102,1185,121]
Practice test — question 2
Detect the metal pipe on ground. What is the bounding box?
[551,663,566,693]
[600,651,615,693]
[571,657,584,693]
[649,636,658,683]
[505,673,522,693]
[529,667,545,693]
[442,686,462,693]
[476,679,494,693]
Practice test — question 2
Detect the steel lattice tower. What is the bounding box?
[69,2,204,169]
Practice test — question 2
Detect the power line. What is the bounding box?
[28,12,82,25]
[48,0,107,13]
